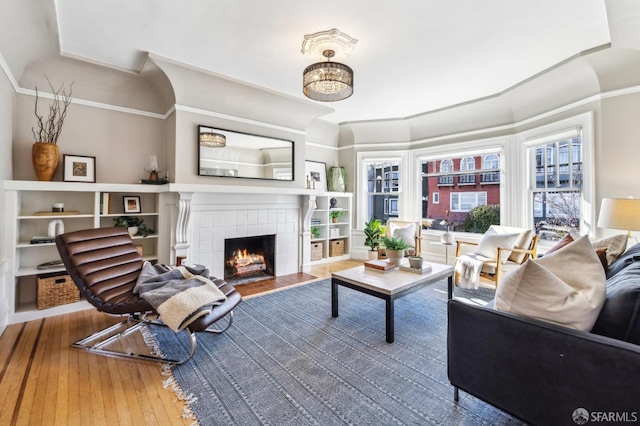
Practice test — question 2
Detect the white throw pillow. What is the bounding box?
[495,235,606,332]
[591,234,628,266]
[475,230,520,263]
[390,223,416,248]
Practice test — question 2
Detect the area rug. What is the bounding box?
[152,279,524,425]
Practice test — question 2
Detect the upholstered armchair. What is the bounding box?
[454,225,538,288]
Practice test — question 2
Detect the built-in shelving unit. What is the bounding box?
[309,192,352,264]
[4,181,164,323]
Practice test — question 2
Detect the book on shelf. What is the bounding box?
[399,264,433,274]
[30,236,56,244]
[364,259,396,272]
[100,192,112,215]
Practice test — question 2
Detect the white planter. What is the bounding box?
[386,249,404,266]
[441,231,454,245]
[367,250,378,260]
[127,226,138,237]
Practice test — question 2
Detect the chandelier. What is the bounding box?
[199,132,226,148]
[301,29,357,102]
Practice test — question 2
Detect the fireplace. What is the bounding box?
[224,234,276,285]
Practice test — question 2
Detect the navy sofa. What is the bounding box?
[447,243,640,425]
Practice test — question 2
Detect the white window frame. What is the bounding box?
[433,192,440,204]
[450,191,488,212]
[517,112,595,237]
[357,150,409,229]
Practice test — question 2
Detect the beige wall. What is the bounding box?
[12,94,165,183]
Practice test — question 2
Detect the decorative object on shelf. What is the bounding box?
[123,195,141,213]
[311,225,320,239]
[62,154,96,183]
[31,77,74,181]
[144,154,163,181]
[328,166,347,192]
[52,202,64,212]
[113,216,154,237]
[329,238,345,257]
[310,242,323,261]
[301,29,357,102]
[47,219,64,237]
[440,209,455,245]
[330,197,337,208]
[381,235,409,266]
[329,210,344,223]
[32,142,59,182]
[364,218,385,260]
[305,160,327,191]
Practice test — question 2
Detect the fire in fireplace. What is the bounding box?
[224,234,275,284]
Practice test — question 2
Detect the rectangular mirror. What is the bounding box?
[198,125,294,181]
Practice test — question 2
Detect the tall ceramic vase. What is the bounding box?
[32,142,59,181]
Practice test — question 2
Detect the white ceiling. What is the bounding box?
[53,0,612,124]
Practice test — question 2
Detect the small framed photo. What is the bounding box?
[304,160,327,192]
[123,196,141,213]
[63,155,96,183]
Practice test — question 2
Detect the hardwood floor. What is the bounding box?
[0,259,362,425]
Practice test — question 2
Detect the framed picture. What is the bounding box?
[123,196,141,213]
[304,160,327,192]
[63,155,96,183]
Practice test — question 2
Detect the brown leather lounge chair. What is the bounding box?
[55,227,242,364]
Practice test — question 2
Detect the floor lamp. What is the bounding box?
[597,198,640,240]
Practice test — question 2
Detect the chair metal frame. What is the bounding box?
[71,311,234,365]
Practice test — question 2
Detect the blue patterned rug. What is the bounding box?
[152,279,524,425]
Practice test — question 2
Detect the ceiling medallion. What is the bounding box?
[301,29,357,102]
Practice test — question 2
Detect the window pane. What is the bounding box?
[365,159,401,222]
[533,190,580,240]
[530,135,582,238]
[422,153,500,233]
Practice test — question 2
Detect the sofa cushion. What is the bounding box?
[606,242,640,279]
[591,234,628,266]
[545,234,574,255]
[389,222,416,248]
[475,230,520,264]
[495,235,606,332]
[591,261,640,344]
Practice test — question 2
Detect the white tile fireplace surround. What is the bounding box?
[184,192,306,280]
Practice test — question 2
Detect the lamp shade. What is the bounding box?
[597,198,640,232]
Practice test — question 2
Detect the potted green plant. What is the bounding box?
[113,216,154,237]
[381,235,410,266]
[329,210,344,223]
[311,225,320,239]
[363,218,385,260]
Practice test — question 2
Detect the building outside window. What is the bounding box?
[530,135,582,240]
[364,160,401,223]
[421,152,501,232]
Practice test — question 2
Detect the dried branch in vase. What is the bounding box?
[32,76,74,144]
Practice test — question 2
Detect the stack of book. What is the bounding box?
[100,192,112,215]
[310,218,321,225]
[399,263,433,274]
[364,259,396,273]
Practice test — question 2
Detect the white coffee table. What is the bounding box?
[331,262,454,343]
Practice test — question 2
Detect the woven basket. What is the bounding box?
[311,242,323,261]
[329,239,345,257]
[37,273,79,310]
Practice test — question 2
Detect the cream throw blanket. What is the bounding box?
[134,262,227,332]
[455,253,491,289]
